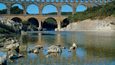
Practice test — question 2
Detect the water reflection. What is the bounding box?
[0,31,115,65]
[76,48,86,59]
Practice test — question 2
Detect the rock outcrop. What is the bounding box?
[0,18,22,34]
[60,16,115,31]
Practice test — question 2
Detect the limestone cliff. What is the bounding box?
[60,16,115,31]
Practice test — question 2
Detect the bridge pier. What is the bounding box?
[39,4,43,15]
[57,20,61,31]
[72,3,77,15]
[7,4,11,14]
[23,4,27,15]
[57,5,61,16]
[38,20,42,31]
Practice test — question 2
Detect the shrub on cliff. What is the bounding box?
[69,1,115,22]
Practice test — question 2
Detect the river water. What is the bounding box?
[0,31,115,65]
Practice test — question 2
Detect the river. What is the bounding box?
[0,31,115,65]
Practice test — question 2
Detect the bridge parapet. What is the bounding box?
[2,0,112,3]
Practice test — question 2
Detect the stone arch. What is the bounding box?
[11,17,23,32]
[61,4,73,15]
[10,3,24,14]
[45,0,52,2]
[26,4,39,14]
[42,4,58,15]
[61,18,70,28]
[42,4,57,9]
[85,0,89,2]
[11,3,24,9]
[11,17,22,23]
[42,17,57,31]
[62,3,73,8]
[76,4,87,12]
[80,0,86,2]
[27,18,39,31]
[0,3,7,14]
[28,18,39,27]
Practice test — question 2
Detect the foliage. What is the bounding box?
[0,9,7,14]
[43,12,72,15]
[22,21,29,25]
[44,18,57,24]
[43,12,57,15]
[61,12,72,15]
[43,18,57,30]
[69,1,115,22]
[10,6,23,14]
[0,6,23,14]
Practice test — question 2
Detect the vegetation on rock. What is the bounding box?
[68,1,115,22]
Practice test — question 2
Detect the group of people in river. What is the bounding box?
[0,37,77,65]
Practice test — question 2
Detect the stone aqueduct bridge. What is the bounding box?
[0,0,112,31]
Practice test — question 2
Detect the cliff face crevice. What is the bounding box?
[60,16,115,31]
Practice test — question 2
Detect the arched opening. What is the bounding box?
[76,4,87,12]
[61,18,70,28]
[42,5,57,15]
[85,0,89,3]
[42,18,57,31]
[46,0,51,2]
[61,4,73,15]
[27,4,39,14]
[10,4,23,14]
[11,17,22,23]
[27,18,39,31]
[0,3,7,14]
[80,0,85,2]
[11,17,23,32]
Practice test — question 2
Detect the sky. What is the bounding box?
[0,3,87,14]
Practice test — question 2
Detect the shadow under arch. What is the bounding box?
[27,18,39,31]
[0,3,7,14]
[42,17,57,31]
[61,18,70,28]
[11,17,23,33]
[11,17,22,23]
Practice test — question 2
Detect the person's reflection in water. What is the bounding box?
[38,49,46,64]
[70,49,77,64]
[46,53,61,64]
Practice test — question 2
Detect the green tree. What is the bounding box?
[0,9,7,14]
[69,1,115,22]
[10,6,23,14]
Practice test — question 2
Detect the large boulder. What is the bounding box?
[47,45,62,54]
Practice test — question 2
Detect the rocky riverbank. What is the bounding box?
[60,16,115,31]
[0,18,22,34]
